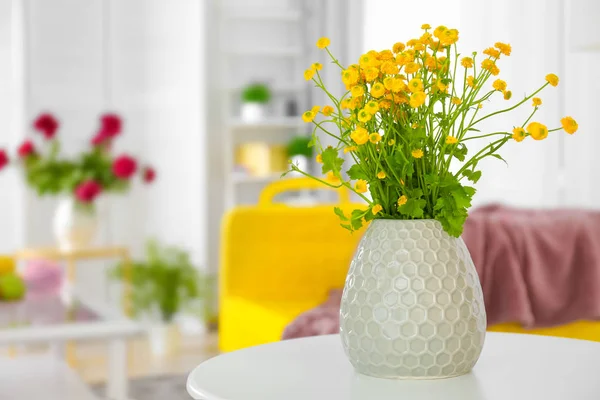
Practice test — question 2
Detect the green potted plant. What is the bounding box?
[110,240,211,356]
[286,135,313,177]
[241,82,271,122]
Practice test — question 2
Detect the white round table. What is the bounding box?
[187,332,600,400]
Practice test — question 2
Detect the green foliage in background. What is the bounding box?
[286,136,313,158]
[24,142,128,196]
[241,83,271,104]
[110,240,213,323]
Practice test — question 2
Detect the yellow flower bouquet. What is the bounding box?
[288,25,578,237]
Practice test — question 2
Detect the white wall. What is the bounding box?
[362,0,591,209]
[0,0,208,301]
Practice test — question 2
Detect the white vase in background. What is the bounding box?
[148,323,179,357]
[52,198,98,251]
[340,219,486,379]
[241,103,266,122]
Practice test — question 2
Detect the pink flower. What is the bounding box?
[143,166,156,183]
[33,113,59,139]
[74,179,102,203]
[91,129,110,147]
[100,113,122,138]
[0,150,8,170]
[112,154,137,179]
[18,140,36,158]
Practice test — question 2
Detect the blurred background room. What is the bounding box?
[0,0,599,399]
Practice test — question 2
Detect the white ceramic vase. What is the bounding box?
[52,198,98,251]
[340,219,486,379]
[148,323,179,357]
[241,103,266,122]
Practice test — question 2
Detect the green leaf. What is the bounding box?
[350,209,365,230]
[452,143,468,161]
[462,170,482,183]
[321,146,344,174]
[491,153,508,166]
[347,164,368,181]
[334,207,349,221]
[398,197,426,219]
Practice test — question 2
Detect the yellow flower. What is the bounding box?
[503,90,512,100]
[350,126,369,145]
[379,50,394,60]
[354,179,368,193]
[561,116,578,134]
[304,68,315,81]
[461,57,473,68]
[341,69,359,86]
[393,42,405,53]
[421,23,431,30]
[371,204,383,215]
[344,146,357,154]
[340,98,351,110]
[408,78,424,93]
[467,75,475,88]
[404,62,420,74]
[322,105,334,116]
[388,139,396,145]
[350,97,362,110]
[312,105,321,114]
[370,82,386,98]
[481,59,500,75]
[433,25,447,39]
[395,53,412,66]
[546,73,559,87]
[446,136,458,144]
[359,53,373,67]
[366,101,379,115]
[326,171,340,185]
[357,109,372,123]
[379,99,392,110]
[492,79,507,91]
[351,85,365,98]
[302,110,315,123]
[451,97,462,105]
[439,28,459,46]
[478,103,483,109]
[414,42,425,51]
[411,122,419,129]
[407,39,419,47]
[381,61,399,75]
[512,127,526,142]
[383,77,394,91]
[412,148,424,158]
[532,97,542,106]
[483,47,501,58]
[391,78,406,93]
[436,80,448,93]
[409,91,426,108]
[494,42,512,56]
[527,122,549,141]
[398,195,408,206]
[369,133,382,144]
[316,154,323,163]
[316,37,330,49]
[365,66,379,82]
[377,171,386,179]
[311,62,323,71]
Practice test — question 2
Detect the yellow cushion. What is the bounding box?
[219,296,321,352]
[490,321,600,342]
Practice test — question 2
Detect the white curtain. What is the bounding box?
[362,0,595,209]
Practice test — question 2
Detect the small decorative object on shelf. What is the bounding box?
[285,98,299,117]
[236,142,287,177]
[0,256,26,328]
[109,239,212,356]
[241,82,271,122]
[287,28,579,379]
[286,135,312,177]
[0,113,156,251]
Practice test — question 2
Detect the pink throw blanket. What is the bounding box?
[282,205,600,340]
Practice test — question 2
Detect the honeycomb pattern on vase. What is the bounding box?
[340,219,486,379]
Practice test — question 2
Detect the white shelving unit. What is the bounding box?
[218,0,314,206]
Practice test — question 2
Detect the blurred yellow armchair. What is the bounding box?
[218,178,366,352]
